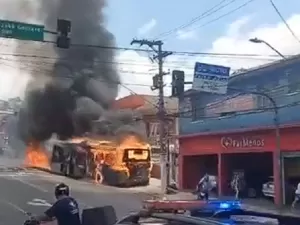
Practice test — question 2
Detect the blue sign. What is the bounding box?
[193,62,230,94]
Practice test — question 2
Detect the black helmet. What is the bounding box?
[55,183,69,198]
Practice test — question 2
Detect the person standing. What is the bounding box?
[95,159,104,184]
[231,174,241,200]
[292,181,300,209]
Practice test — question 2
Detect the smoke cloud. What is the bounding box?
[17,0,146,142]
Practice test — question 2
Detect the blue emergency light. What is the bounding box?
[202,200,241,211]
[190,200,241,218]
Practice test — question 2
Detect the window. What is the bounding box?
[51,146,64,163]
[123,149,150,162]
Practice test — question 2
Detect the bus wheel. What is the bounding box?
[141,179,150,186]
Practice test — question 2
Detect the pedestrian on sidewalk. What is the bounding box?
[292,181,300,209]
[231,174,241,200]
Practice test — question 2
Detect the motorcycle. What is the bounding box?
[192,188,209,200]
[24,219,40,225]
[197,191,209,200]
[23,212,40,225]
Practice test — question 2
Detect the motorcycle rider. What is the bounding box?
[34,183,81,225]
[196,174,211,200]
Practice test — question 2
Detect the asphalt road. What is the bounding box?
[0,168,150,225]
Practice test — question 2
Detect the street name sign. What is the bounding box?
[0,20,44,41]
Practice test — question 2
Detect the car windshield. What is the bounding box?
[209,175,217,181]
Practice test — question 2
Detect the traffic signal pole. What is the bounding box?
[131,39,172,194]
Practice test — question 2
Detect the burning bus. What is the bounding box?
[45,135,152,186]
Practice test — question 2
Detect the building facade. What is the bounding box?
[178,55,300,206]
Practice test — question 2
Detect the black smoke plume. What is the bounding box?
[17,0,146,143]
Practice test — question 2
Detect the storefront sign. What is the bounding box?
[221,136,264,149]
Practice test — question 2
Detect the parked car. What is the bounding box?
[262,176,296,202]
[262,176,274,198]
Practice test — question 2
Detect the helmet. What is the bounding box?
[55,183,69,198]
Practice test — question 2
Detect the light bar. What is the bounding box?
[206,200,241,210]
[142,200,241,212]
[143,200,207,211]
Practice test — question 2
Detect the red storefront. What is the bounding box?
[178,125,300,206]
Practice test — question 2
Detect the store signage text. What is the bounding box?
[221,136,265,149]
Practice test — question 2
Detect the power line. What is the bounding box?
[0,48,289,59]
[154,0,236,39]
[173,99,300,119]
[0,58,154,88]
[269,0,300,44]
[172,79,300,117]
[170,91,300,118]
[0,57,157,76]
[0,39,292,58]
[164,0,256,41]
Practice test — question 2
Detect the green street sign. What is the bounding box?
[0,20,44,41]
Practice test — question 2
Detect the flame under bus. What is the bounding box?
[48,136,152,187]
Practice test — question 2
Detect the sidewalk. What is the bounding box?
[0,157,23,170]
[161,192,300,217]
[241,199,300,217]
[135,182,300,217]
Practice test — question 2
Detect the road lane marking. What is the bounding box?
[2,200,29,215]
[27,198,52,207]
[10,176,49,193]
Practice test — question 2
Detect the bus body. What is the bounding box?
[48,136,152,186]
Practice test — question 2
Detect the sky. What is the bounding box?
[1,0,300,100]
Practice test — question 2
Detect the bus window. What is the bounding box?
[123,149,150,162]
[76,152,87,167]
[52,146,64,163]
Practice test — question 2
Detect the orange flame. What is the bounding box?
[23,142,50,169]
[84,135,150,182]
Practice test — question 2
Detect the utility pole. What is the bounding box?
[131,39,172,194]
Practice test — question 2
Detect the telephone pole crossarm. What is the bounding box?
[131,39,162,52]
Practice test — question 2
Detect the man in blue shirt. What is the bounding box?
[35,183,81,225]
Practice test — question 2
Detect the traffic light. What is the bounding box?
[56,19,71,49]
[152,74,160,89]
[171,70,185,97]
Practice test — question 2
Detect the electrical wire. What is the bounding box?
[153,0,237,40]
[168,94,300,119]
[1,50,297,91]
[0,51,284,62]
[269,0,300,44]
[173,80,300,118]
[0,39,291,58]
[0,56,156,76]
[163,0,256,41]
[0,54,161,110]
[0,58,153,87]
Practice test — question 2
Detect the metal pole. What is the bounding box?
[130,39,172,194]
[230,88,282,206]
[269,99,282,207]
[262,41,286,59]
[157,43,168,193]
